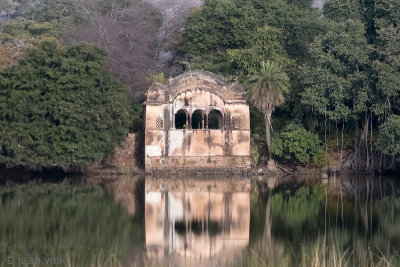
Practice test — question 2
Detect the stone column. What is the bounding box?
[189,107,193,129]
[201,110,205,129]
[205,107,209,129]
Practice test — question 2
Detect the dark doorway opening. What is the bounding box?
[208,109,223,129]
[175,109,188,129]
[192,109,205,129]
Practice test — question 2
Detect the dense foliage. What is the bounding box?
[376,115,400,158]
[1,0,399,171]
[183,0,326,74]
[181,0,400,170]
[271,123,321,164]
[0,41,129,170]
[299,0,400,170]
[0,0,159,171]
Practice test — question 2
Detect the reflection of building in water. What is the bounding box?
[145,180,250,261]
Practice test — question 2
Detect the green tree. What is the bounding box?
[248,60,290,159]
[228,25,292,79]
[300,19,369,168]
[300,4,400,171]
[0,41,129,170]
[323,0,375,41]
[372,6,400,117]
[184,0,260,55]
[323,0,364,23]
[182,0,326,75]
[252,0,327,60]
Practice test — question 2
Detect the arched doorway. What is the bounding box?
[191,109,205,129]
[208,109,223,129]
[175,109,188,129]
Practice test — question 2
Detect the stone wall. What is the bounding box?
[145,155,251,176]
[146,129,250,157]
[107,133,137,167]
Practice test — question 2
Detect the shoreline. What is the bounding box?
[1,161,399,185]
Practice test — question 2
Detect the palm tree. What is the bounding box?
[248,60,289,160]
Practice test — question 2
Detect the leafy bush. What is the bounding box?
[0,41,129,170]
[312,147,329,167]
[250,146,260,166]
[377,114,400,157]
[271,123,321,164]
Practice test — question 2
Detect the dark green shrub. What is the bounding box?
[377,115,400,158]
[271,123,320,164]
[0,41,129,170]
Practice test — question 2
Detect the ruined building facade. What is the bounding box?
[144,71,251,171]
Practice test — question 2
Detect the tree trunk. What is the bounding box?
[265,112,272,159]
[365,113,370,171]
[340,120,344,168]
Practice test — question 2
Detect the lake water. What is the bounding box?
[1,175,400,267]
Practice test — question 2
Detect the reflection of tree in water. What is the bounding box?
[375,197,400,250]
[0,184,144,266]
[242,180,400,266]
[271,187,320,228]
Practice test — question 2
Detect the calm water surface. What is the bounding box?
[1,175,400,266]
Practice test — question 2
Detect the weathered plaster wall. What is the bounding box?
[224,103,250,130]
[145,104,165,130]
[167,130,250,156]
[145,130,165,157]
[173,89,225,111]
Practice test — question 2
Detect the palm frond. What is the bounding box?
[248,60,290,114]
